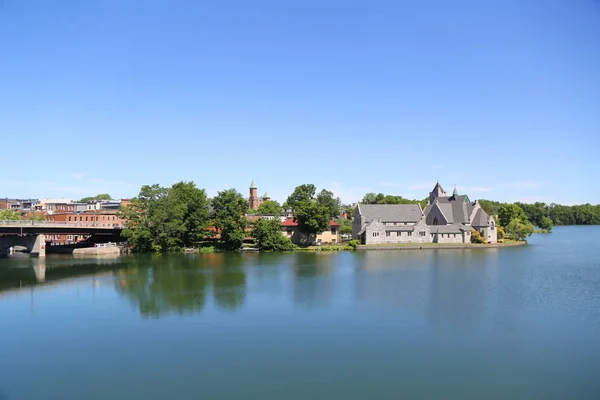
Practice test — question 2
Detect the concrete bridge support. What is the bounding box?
[0,234,46,257]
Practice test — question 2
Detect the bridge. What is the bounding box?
[0,220,123,257]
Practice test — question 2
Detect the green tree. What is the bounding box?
[361,193,377,204]
[252,218,296,251]
[119,182,210,252]
[294,200,330,236]
[479,199,503,217]
[255,200,282,216]
[80,193,112,202]
[498,204,528,227]
[212,189,248,250]
[538,216,553,231]
[316,189,341,219]
[286,184,316,209]
[0,209,21,220]
[505,219,535,241]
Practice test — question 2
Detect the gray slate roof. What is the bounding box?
[472,208,490,227]
[430,224,471,233]
[358,204,423,223]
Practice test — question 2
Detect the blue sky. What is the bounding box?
[1,0,599,205]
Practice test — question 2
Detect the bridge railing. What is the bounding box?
[0,220,125,229]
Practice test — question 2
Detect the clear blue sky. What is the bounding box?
[1,0,599,205]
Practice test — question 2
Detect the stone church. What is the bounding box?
[353,182,497,245]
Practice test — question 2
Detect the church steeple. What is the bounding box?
[429,182,447,204]
[453,186,458,196]
[250,180,256,189]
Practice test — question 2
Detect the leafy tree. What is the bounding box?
[119,182,210,252]
[346,206,355,221]
[80,193,112,202]
[317,189,341,219]
[505,219,535,241]
[251,218,296,251]
[498,204,528,227]
[212,189,248,250]
[286,184,316,209]
[347,240,360,249]
[255,200,282,216]
[0,209,21,220]
[335,218,352,235]
[479,199,503,217]
[294,200,330,236]
[538,216,553,231]
[361,193,377,204]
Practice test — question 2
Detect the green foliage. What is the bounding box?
[361,192,425,206]
[294,200,330,235]
[317,189,341,219]
[346,206,355,221]
[347,239,361,250]
[470,229,485,244]
[252,218,296,251]
[0,209,21,220]
[505,219,535,241]
[478,199,503,217]
[212,189,248,250]
[286,184,316,209]
[497,204,528,227]
[119,182,210,252]
[255,200,282,216]
[334,218,353,235]
[538,216,553,231]
[80,193,112,202]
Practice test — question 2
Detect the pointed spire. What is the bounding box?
[263,192,269,198]
[250,180,256,189]
[453,186,458,196]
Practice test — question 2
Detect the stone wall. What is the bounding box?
[433,232,465,243]
[363,217,432,245]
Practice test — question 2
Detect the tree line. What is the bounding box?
[119,182,343,253]
[479,200,600,227]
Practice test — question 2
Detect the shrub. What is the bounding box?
[471,229,485,244]
[347,239,361,250]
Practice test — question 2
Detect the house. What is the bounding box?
[281,218,340,245]
[353,183,497,245]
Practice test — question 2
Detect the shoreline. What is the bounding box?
[356,241,527,251]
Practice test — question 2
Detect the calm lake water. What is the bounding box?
[1,226,600,399]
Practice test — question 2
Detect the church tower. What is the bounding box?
[428,182,447,204]
[249,180,259,209]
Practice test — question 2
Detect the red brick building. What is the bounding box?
[248,180,271,210]
[45,210,126,245]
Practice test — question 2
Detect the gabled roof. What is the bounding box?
[472,208,491,227]
[430,224,471,233]
[357,204,423,223]
[281,218,340,227]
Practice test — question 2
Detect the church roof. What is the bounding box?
[357,204,423,223]
[472,208,491,227]
[250,180,256,189]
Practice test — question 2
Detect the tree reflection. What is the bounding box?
[114,254,211,318]
[292,252,334,309]
[212,253,246,311]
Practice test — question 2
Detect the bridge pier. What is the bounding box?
[0,234,46,257]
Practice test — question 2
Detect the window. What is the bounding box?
[419,231,426,237]
[85,216,88,221]
[79,216,82,221]
[68,216,71,221]
[287,229,292,235]
[331,228,337,234]
[386,232,391,237]
[397,232,401,236]
[408,232,412,237]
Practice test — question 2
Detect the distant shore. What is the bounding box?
[356,241,527,251]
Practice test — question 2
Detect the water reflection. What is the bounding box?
[292,252,335,309]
